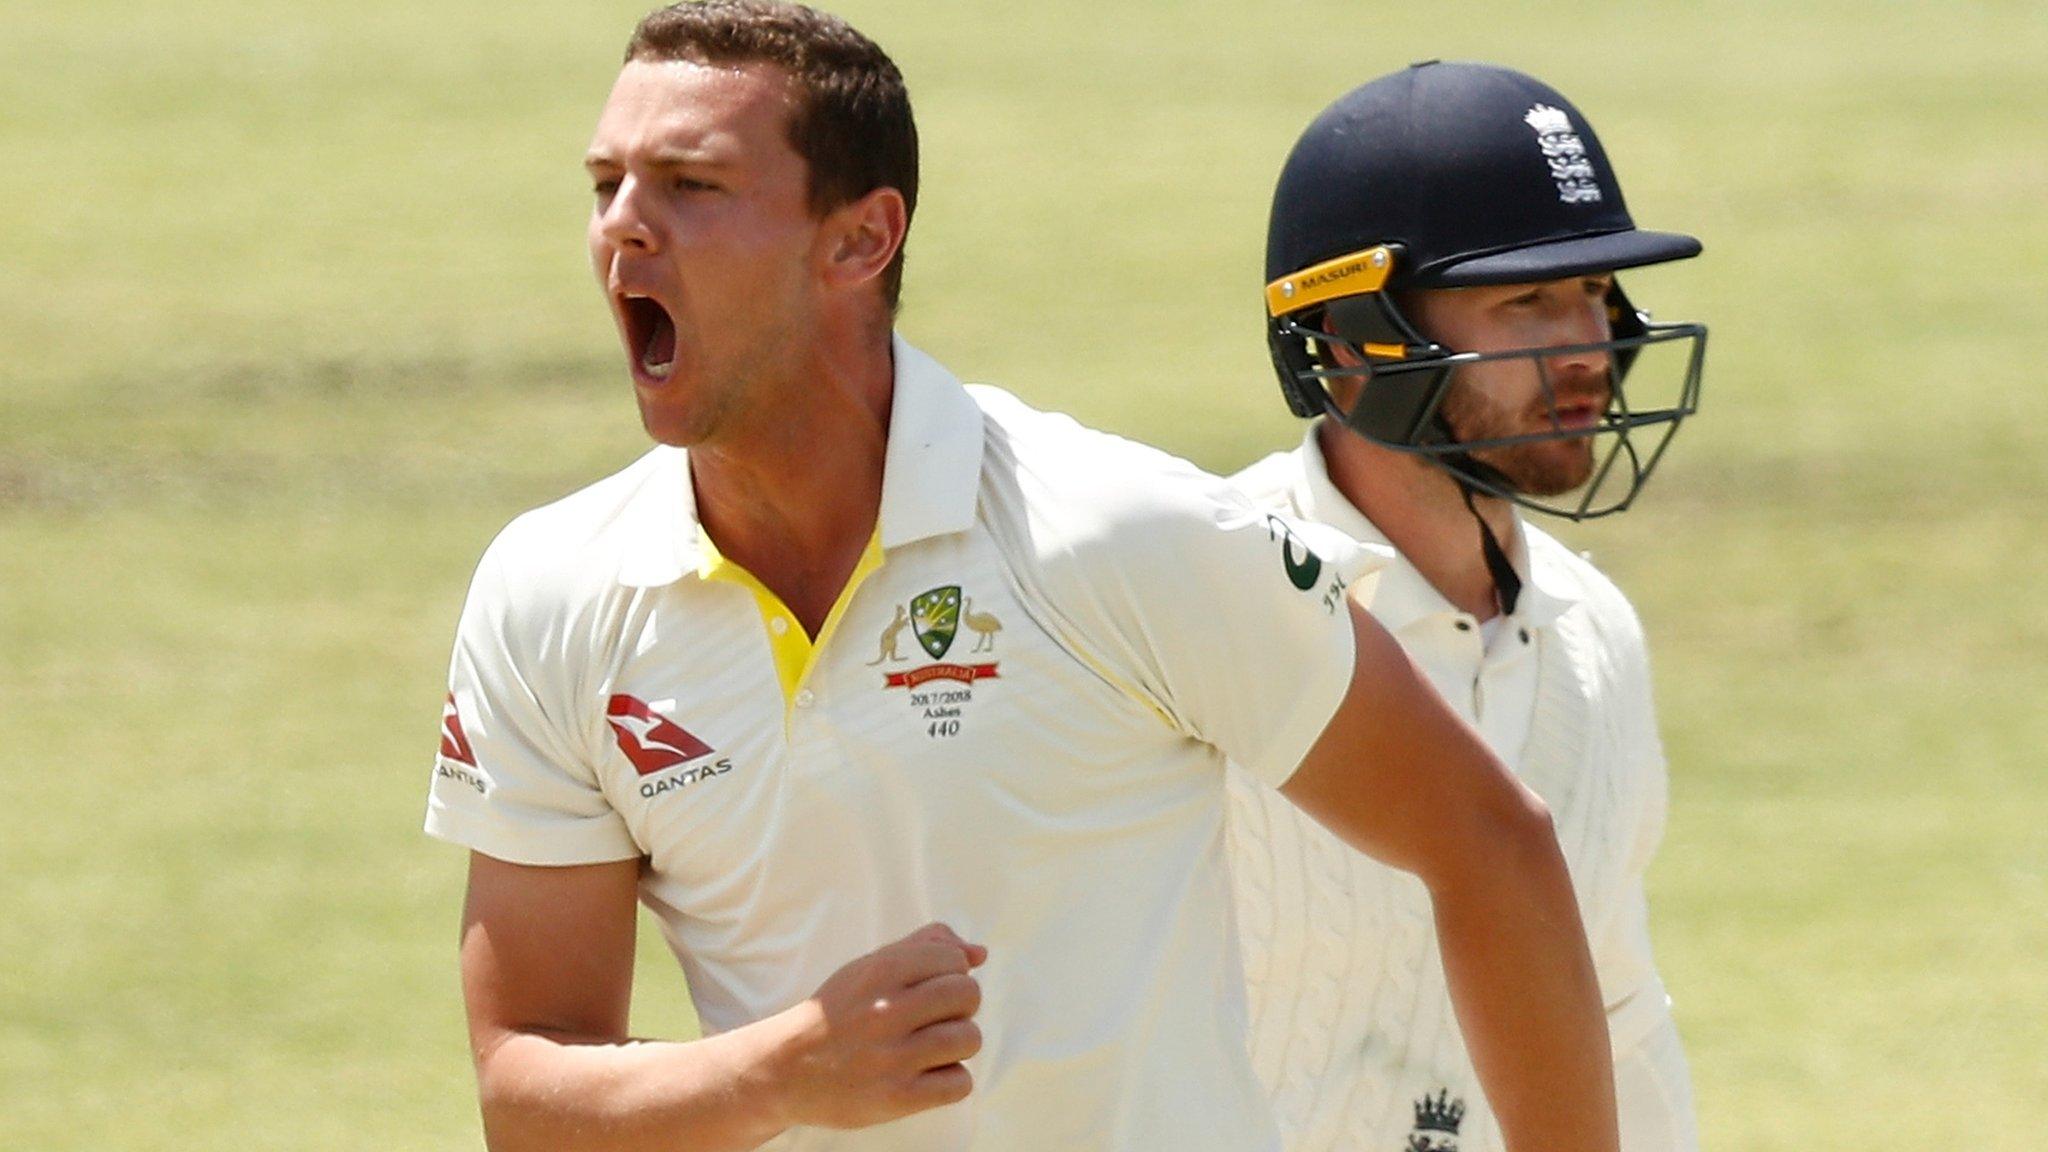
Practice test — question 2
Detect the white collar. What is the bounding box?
[1288,424,1577,632]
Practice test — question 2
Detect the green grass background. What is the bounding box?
[4,1,2043,1147]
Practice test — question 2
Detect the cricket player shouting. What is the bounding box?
[426,8,1619,1150]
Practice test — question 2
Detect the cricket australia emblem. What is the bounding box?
[1405,1089,1466,1152]
[910,585,961,658]
[871,584,1004,739]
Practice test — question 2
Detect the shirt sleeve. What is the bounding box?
[1576,562,1687,1065]
[1015,442,1386,786]
[1614,1014,1702,1152]
[424,533,641,866]
[1625,654,1673,880]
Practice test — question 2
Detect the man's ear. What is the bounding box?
[817,186,908,293]
[1322,321,1366,369]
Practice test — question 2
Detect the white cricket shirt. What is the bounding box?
[427,338,1379,1152]
[1224,428,1698,1152]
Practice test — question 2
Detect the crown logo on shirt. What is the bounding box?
[1406,1089,1467,1152]
[1415,1089,1465,1133]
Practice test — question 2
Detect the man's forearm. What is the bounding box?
[1279,605,1620,1149]
[470,921,986,1151]
[1430,806,1618,1152]
[475,1015,796,1152]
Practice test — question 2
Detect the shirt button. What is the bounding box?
[770,617,789,636]
[795,689,815,709]
[1454,619,1473,632]
[1519,628,1531,644]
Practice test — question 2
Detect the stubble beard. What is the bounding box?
[1438,371,1603,498]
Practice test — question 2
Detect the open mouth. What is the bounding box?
[1551,401,1604,430]
[1545,389,1611,431]
[620,295,677,380]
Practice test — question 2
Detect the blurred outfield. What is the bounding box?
[3,1,2044,1148]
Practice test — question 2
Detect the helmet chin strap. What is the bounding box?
[1457,481,1524,619]
[1428,414,1523,618]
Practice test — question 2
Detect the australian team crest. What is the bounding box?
[872,584,1003,738]
[910,585,962,659]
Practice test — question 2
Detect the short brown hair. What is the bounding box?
[626,1,918,312]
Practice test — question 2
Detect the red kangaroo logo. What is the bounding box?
[605,695,713,775]
[440,693,478,767]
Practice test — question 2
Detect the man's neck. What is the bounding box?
[1316,421,1520,622]
[691,331,895,636]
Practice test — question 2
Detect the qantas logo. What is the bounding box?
[605,695,715,776]
[439,693,478,766]
[435,693,486,795]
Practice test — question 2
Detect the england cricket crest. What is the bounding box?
[909,585,961,660]
[1523,103,1602,204]
[1405,1089,1466,1152]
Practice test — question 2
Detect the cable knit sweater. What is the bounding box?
[1226,438,1697,1152]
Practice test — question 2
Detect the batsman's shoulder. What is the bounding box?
[1526,523,1648,651]
[1227,447,1302,515]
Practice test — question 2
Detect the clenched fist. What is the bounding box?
[765,923,988,1131]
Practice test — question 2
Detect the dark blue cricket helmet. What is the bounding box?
[1264,61,1708,519]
